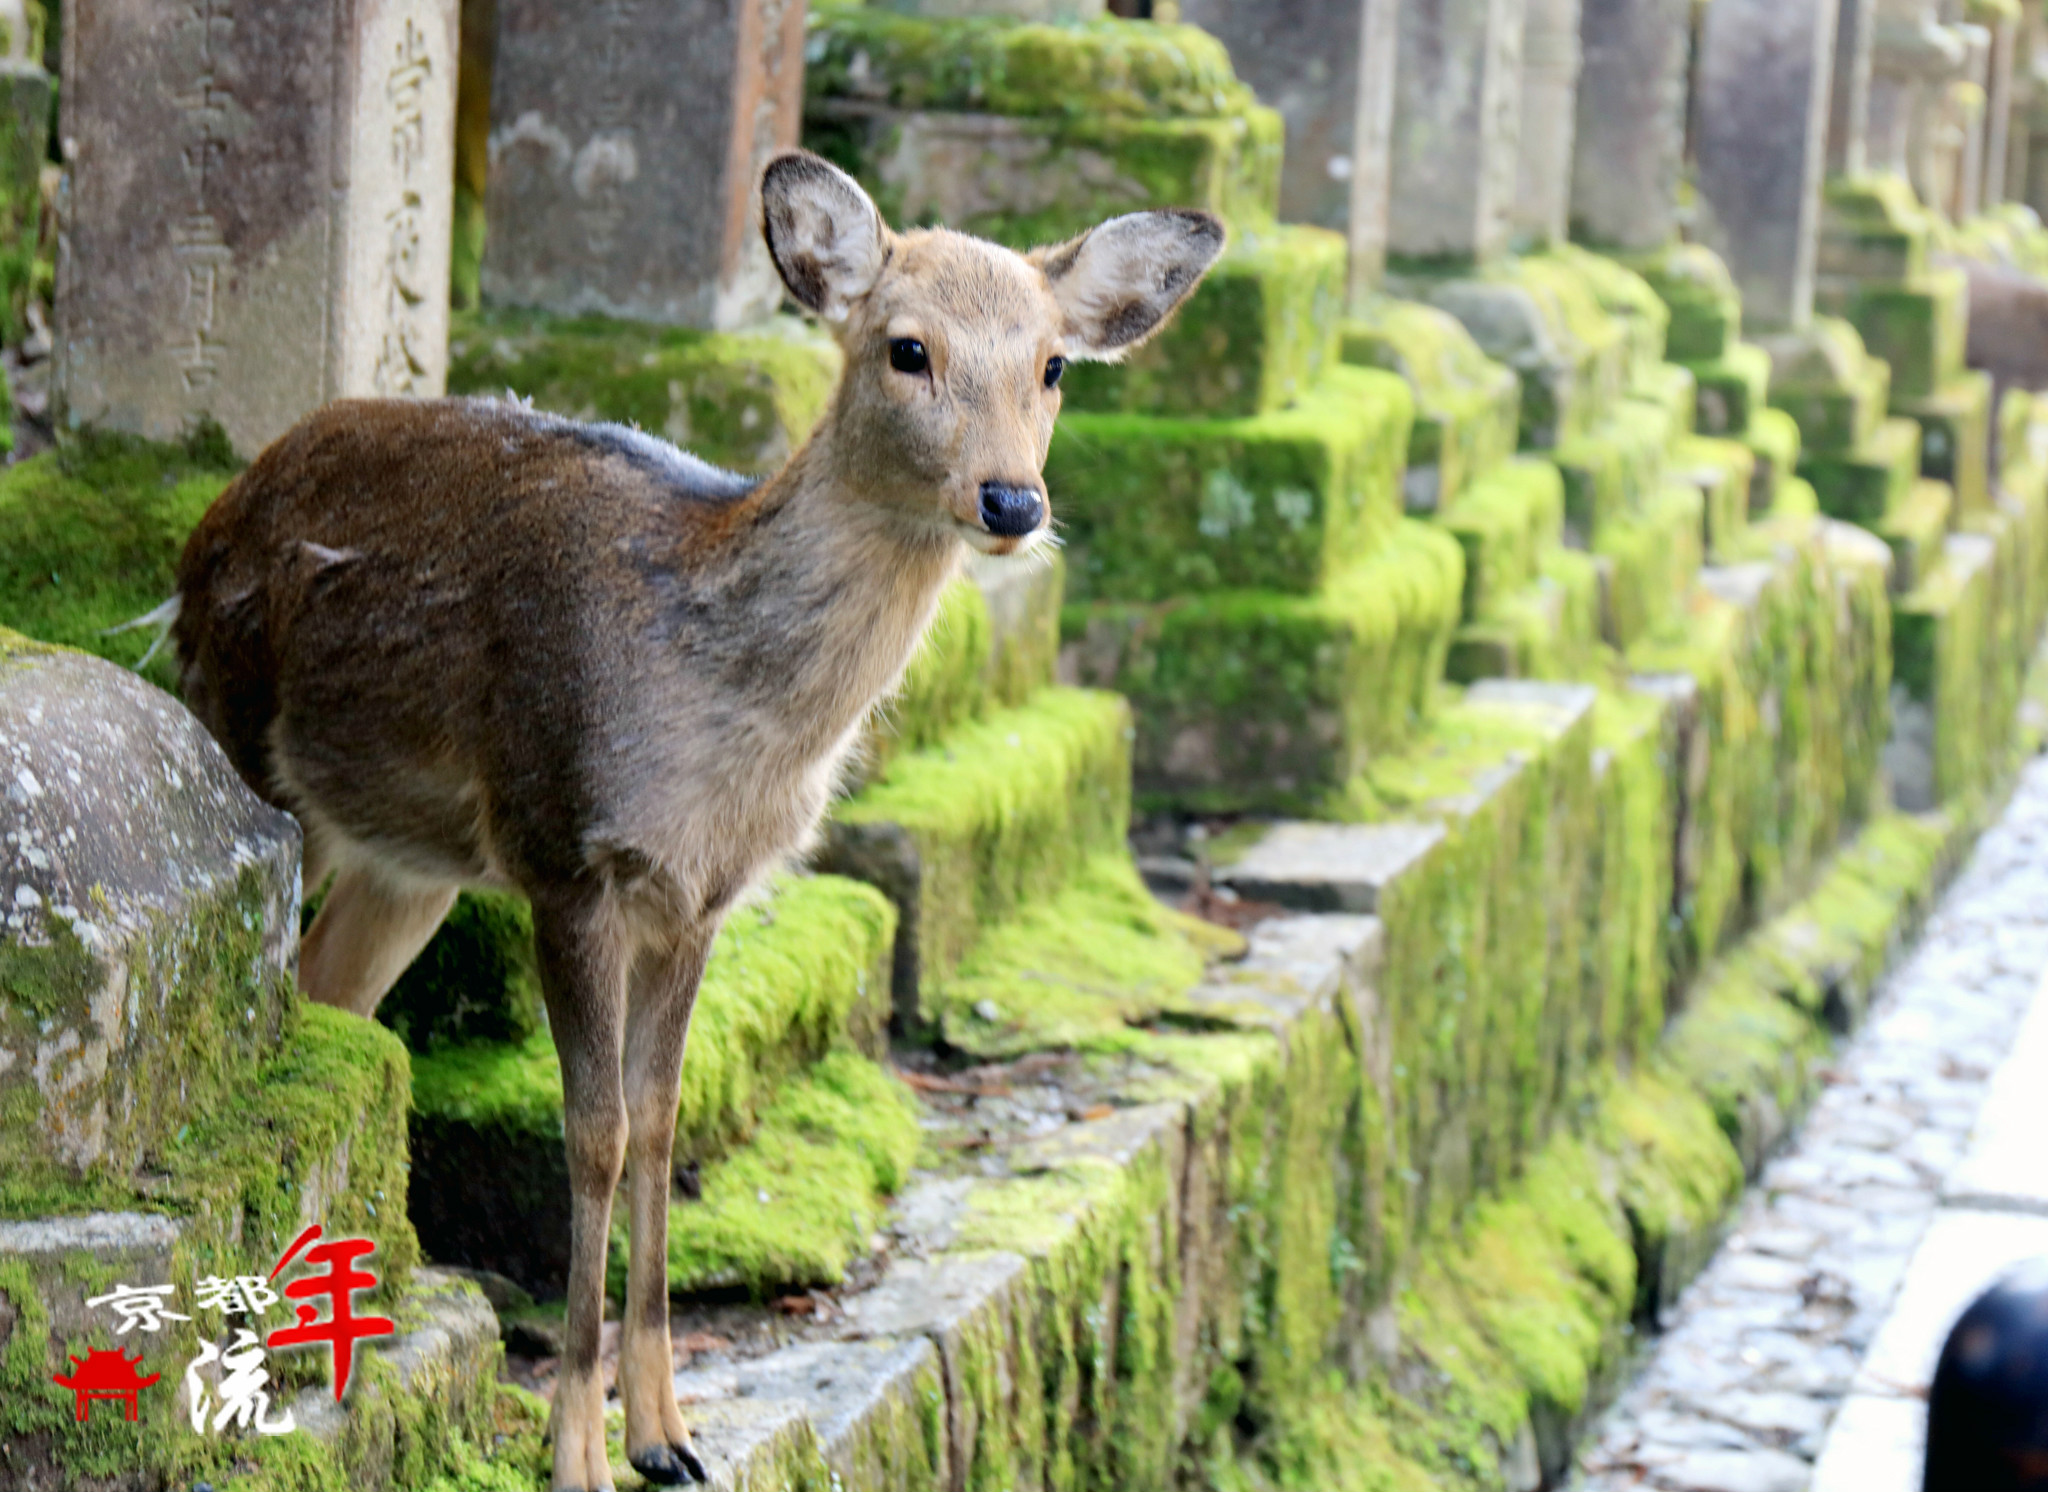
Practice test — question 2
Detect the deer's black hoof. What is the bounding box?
[630,1443,708,1486]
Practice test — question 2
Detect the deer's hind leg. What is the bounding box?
[298,861,458,1018]
[617,924,715,1485]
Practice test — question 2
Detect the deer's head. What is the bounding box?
[760,150,1224,556]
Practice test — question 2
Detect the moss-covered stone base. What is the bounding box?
[1898,370,1994,516]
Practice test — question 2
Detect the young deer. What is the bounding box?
[168,150,1221,1491]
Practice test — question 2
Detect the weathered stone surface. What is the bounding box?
[482,0,805,329]
[54,0,460,456]
[1515,0,1582,246]
[1180,0,1397,260]
[1387,0,1527,263]
[1942,970,2048,1212]
[1827,0,1877,175]
[1569,0,1691,250]
[0,636,300,1181]
[1216,820,1446,912]
[1693,0,1840,330]
[732,1337,947,1491]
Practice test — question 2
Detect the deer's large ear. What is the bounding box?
[761,151,889,321]
[1032,210,1225,361]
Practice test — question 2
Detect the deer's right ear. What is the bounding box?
[761,151,889,322]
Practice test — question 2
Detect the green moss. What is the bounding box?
[1062,520,1465,814]
[1898,370,1994,515]
[1802,416,1921,528]
[1064,225,1346,419]
[931,852,1239,1055]
[445,308,840,476]
[1818,173,1935,286]
[1741,407,1804,510]
[1768,317,1892,456]
[1893,534,1998,804]
[1445,550,1603,685]
[1591,689,1677,1066]
[1845,268,1967,400]
[871,574,994,772]
[1874,479,1954,592]
[803,9,1261,121]
[1438,458,1566,621]
[1670,434,1756,558]
[1683,340,1772,440]
[633,1051,921,1295]
[408,874,895,1169]
[0,427,240,693]
[1051,365,1414,601]
[1543,244,1672,386]
[1343,298,1522,512]
[377,890,543,1053]
[1551,398,1678,543]
[1630,243,1742,363]
[824,687,1133,1007]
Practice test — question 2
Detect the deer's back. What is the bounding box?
[172,397,769,887]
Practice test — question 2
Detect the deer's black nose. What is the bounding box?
[979,482,1045,538]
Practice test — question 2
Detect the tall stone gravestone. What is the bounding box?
[481,0,807,329]
[1829,0,1878,175]
[1694,0,1840,330]
[1178,0,1400,263]
[1515,0,1582,245]
[1388,0,1528,264]
[55,0,460,457]
[1569,0,1691,249]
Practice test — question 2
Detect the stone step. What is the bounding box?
[1873,478,1956,595]
[405,873,897,1297]
[819,686,1134,1023]
[1803,415,1923,528]
[1685,339,1773,440]
[1816,172,1936,294]
[1632,362,1700,439]
[1444,547,1603,684]
[444,308,841,476]
[1840,268,1969,403]
[1061,224,1346,420]
[1438,457,1568,622]
[1742,406,1806,511]
[1889,533,2000,811]
[1766,315,1893,456]
[1594,481,1708,649]
[1897,369,1994,516]
[1669,434,1757,558]
[1341,297,1522,514]
[1049,364,1412,603]
[1635,242,1745,364]
[1059,519,1465,816]
[1552,396,1681,545]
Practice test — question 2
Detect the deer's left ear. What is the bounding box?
[1031,210,1225,361]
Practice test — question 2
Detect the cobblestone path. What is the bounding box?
[1571,755,2048,1492]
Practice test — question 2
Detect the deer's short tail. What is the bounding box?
[104,594,183,672]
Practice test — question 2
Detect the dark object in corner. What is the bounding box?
[1925,1258,2048,1489]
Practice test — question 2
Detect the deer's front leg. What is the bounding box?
[618,926,714,1485]
[533,892,632,1492]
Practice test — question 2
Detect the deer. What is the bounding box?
[163,149,1221,1491]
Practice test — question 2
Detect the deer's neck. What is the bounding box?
[712,440,963,762]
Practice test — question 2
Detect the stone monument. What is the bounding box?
[54,0,460,457]
[1515,0,1583,246]
[1569,0,1692,249]
[480,0,807,329]
[1387,0,1528,264]
[1693,0,1841,330]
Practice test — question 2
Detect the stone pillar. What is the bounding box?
[1955,23,1994,216]
[1983,9,2020,205]
[1830,0,1878,174]
[481,0,807,330]
[1349,0,1401,300]
[1387,0,1527,264]
[1514,0,1582,245]
[1693,0,1841,331]
[54,0,460,457]
[1180,0,1397,245]
[1568,0,1692,250]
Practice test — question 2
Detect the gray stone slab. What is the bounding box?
[0,641,300,1178]
[482,0,804,329]
[1693,0,1840,329]
[1854,1208,2048,1397]
[1944,970,2048,1213]
[1515,0,1582,245]
[1569,0,1692,249]
[1215,820,1445,914]
[1464,677,1601,724]
[54,0,459,456]
[1808,1391,1922,1492]
[1828,0,1878,175]
[734,1337,947,1492]
[1387,0,1527,263]
[290,1268,499,1447]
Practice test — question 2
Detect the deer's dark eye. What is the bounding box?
[1044,355,1065,389]
[888,338,929,374]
